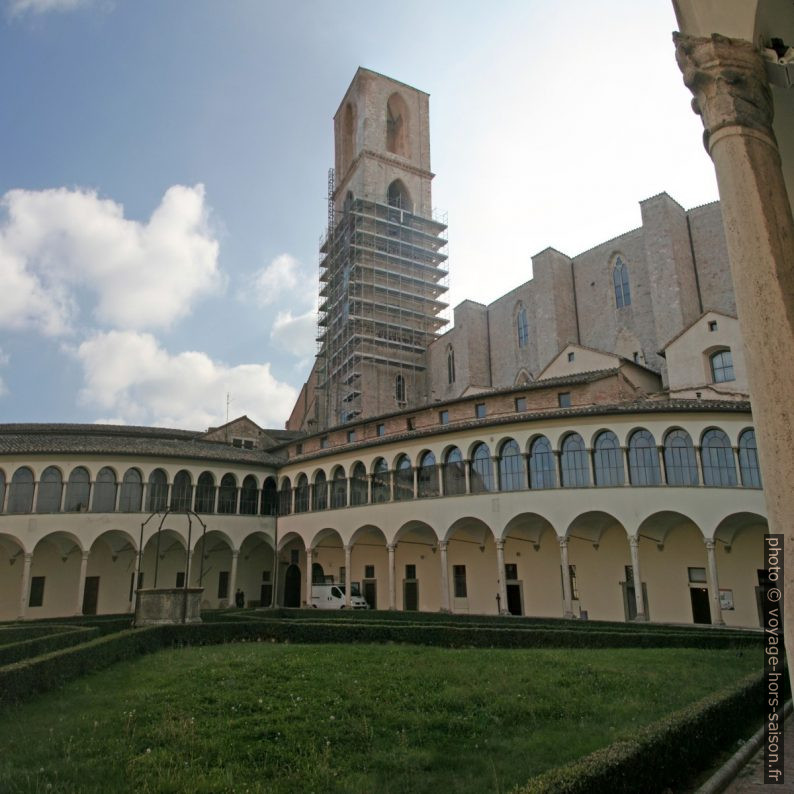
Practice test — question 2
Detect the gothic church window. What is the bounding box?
[613,256,631,308]
[516,304,529,348]
[395,374,406,404]
[387,179,412,212]
[447,347,455,384]
[386,92,408,157]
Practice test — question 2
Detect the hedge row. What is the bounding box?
[0,623,78,646]
[515,670,786,794]
[0,626,97,666]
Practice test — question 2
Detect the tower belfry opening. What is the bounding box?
[314,68,448,429]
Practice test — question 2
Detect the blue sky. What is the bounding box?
[0,0,718,429]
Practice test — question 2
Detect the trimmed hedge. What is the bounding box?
[0,624,78,646]
[514,670,788,794]
[0,626,97,666]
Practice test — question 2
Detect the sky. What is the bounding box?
[0,0,720,431]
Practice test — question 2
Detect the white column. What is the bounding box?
[628,535,646,621]
[387,543,396,610]
[463,460,471,494]
[344,545,352,607]
[234,487,241,515]
[559,537,574,618]
[76,549,90,615]
[114,479,122,512]
[704,539,724,626]
[412,467,418,499]
[436,463,445,497]
[130,549,141,613]
[18,552,33,619]
[212,485,219,514]
[305,547,313,607]
[496,539,509,614]
[439,540,450,612]
[228,549,239,608]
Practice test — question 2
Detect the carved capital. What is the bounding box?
[673,32,775,154]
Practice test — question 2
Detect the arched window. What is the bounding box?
[372,458,390,503]
[701,429,737,486]
[386,92,408,157]
[331,467,347,509]
[312,471,328,511]
[119,468,142,512]
[593,431,624,486]
[36,466,62,513]
[561,433,590,487]
[628,430,661,485]
[738,429,762,488]
[663,430,699,486]
[195,472,216,513]
[294,474,309,513]
[278,478,292,516]
[171,470,193,511]
[710,349,735,383]
[395,374,406,404]
[9,467,34,513]
[498,439,524,491]
[351,463,368,505]
[261,477,277,516]
[341,102,356,173]
[0,470,4,513]
[613,256,631,308]
[516,303,529,348]
[470,443,494,493]
[218,473,238,514]
[240,475,258,515]
[65,467,90,512]
[394,455,414,501]
[387,179,412,212]
[147,469,168,512]
[417,452,438,498]
[92,467,117,512]
[443,447,466,495]
[447,347,456,384]
[529,436,556,488]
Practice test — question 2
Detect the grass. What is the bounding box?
[0,642,760,793]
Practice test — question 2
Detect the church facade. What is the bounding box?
[0,68,769,629]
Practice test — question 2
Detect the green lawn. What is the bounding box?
[0,643,760,793]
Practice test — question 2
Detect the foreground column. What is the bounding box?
[305,547,313,607]
[704,539,724,626]
[495,539,509,615]
[130,549,141,613]
[344,545,352,608]
[628,535,647,621]
[18,552,33,619]
[675,30,794,655]
[439,540,450,613]
[228,549,239,608]
[76,550,90,615]
[559,537,574,618]
[387,543,396,610]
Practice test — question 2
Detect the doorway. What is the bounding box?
[363,579,377,610]
[82,576,100,615]
[690,587,711,624]
[404,580,418,611]
[506,583,523,616]
[284,564,301,607]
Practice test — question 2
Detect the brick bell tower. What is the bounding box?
[314,68,448,429]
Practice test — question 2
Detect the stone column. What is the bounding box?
[675,31,794,650]
[367,475,373,504]
[439,540,450,612]
[346,477,352,507]
[114,480,122,512]
[657,445,667,485]
[694,446,704,485]
[704,539,724,626]
[18,552,33,619]
[495,539,509,614]
[234,487,241,515]
[559,537,574,618]
[463,460,471,494]
[490,456,500,491]
[389,471,395,502]
[621,447,631,486]
[436,463,445,497]
[228,549,239,608]
[553,450,563,486]
[130,549,141,613]
[304,547,313,607]
[412,467,418,499]
[628,535,646,621]
[344,545,352,607]
[76,549,90,615]
[0,479,8,512]
[212,486,220,514]
[387,543,396,610]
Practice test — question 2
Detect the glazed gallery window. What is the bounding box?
[613,256,631,308]
[738,429,762,488]
[443,447,466,495]
[593,431,624,487]
[628,429,661,486]
[710,349,735,383]
[529,436,556,489]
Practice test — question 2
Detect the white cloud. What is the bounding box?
[245,252,308,307]
[74,330,297,429]
[7,0,93,15]
[270,308,317,363]
[0,184,220,335]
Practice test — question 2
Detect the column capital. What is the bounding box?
[23,551,33,562]
[344,544,353,553]
[81,549,90,561]
[629,535,640,549]
[673,32,775,155]
[231,548,240,559]
[558,536,568,549]
[704,538,716,551]
[495,538,505,551]
[438,540,449,552]
[387,543,396,553]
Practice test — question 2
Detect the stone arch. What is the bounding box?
[387,179,412,212]
[28,531,85,618]
[341,101,357,173]
[386,91,409,156]
[238,531,276,609]
[0,533,27,621]
[87,529,138,615]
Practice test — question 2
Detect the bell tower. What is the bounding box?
[315,69,448,429]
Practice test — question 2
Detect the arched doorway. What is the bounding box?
[284,564,301,608]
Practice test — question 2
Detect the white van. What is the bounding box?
[311,582,369,609]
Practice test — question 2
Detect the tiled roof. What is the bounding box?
[0,424,287,466]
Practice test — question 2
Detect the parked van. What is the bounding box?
[311,582,369,609]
